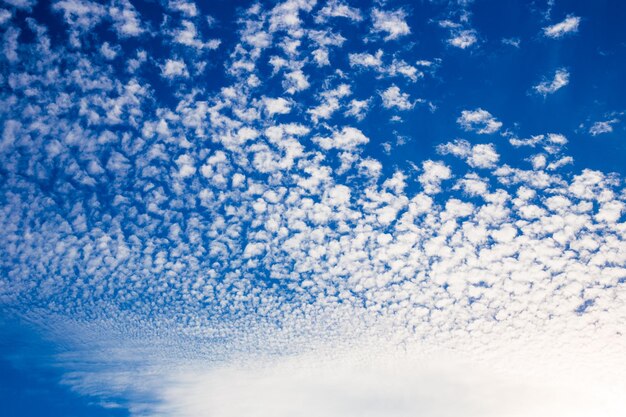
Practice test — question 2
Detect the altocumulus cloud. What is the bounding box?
[1,1,626,417]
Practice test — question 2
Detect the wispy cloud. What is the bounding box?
[543,15,580,38]
[534,68,570,96]
[589,119,619,136]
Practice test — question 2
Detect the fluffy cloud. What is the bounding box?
[349,49,383,68]
[418,160,452,193]
[457,109,502,134]
[313,126,369,150]
[371,8,410,41]
[109,0,145,37]
[349,51,421,82]
[263,97,293,116]
[448,29,477,49]
[173,20,220,49]
[438,140,500,169]
[380,85,414,110]
[162,59,189,78]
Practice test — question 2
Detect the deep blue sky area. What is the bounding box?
[1,0,626,415]
[0,315,130,417]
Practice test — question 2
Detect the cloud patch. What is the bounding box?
[457,109,502,134]
[371,8,410,41]
[533,68,569,96]
[543,15,580,38]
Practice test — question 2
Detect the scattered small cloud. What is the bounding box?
[533,68,569,96]
[449,29,477,49]
[315,0,362,23]
[313,126,369,151]
[543,15,580,38]
[589,119,619,136]
[380,85,414,110]
[457,108,502,134]
[439,20,478,49]
[502,37,520,48]
[161,59,189,78]
[438,139,500,169]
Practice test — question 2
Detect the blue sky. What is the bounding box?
[1,0,626,416]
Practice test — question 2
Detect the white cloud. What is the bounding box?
[349,51,422,82]
[371,9,410,41]
[283,69,310,94]
[547,132,568,145]
[345,99,370,121]
[595,200,624,223]
[509,134,544,148]
[2,25,19,63]
[349,49,383,69]
[589,119,619,136]
[0,9,12,25]
[418,160,452,194]
[438,140,500,169]
[530,153,547,170]
[100,41,119,60]
[508,133,569,156]
[380,85,414,111]
[457,109,502,134]
[52,0,107,46]
[3,5,626,417]
[126,49,147,73]
[439,20,478,49]
[547,156,573,171]
[534,69,570,96]
[313,126,369,151]
[168,0,198,17]
[308,84,351,123]
[309,30,345,66]
[502,37,521,48]
[138,339,626,417]
[173,20,220,49]
[448,29,477,49]
[543,15,580,38]
[263,97,292,116]
[161,59,189,78]
[387,59,421,82]
[315,0,362,23]
[269,0,315,33]
[109,0,145,37]
[175,154,196,178]
[2,0,36,9]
